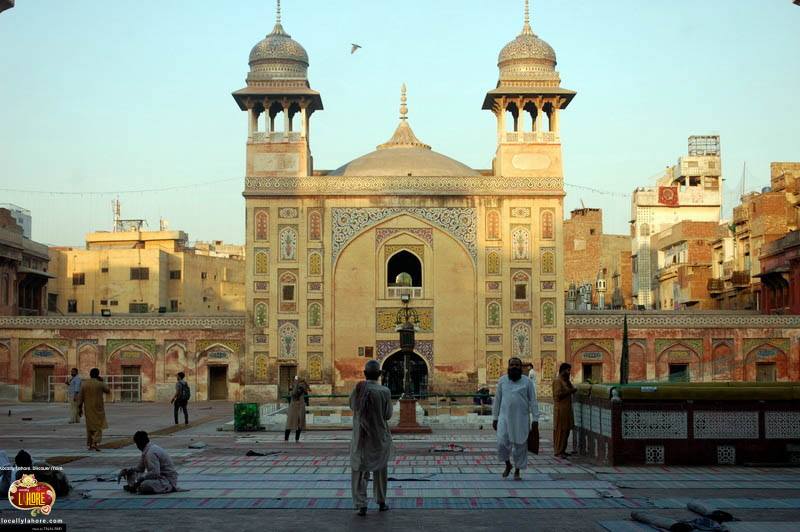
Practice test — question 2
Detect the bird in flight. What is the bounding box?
[351,43,362,54]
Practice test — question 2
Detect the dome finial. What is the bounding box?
[276,0,281,24]
[400,83,408,121]
[521,0,533,35]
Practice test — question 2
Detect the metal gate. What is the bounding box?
[48,375,142,402]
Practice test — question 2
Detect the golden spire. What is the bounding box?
[270,0,288,36]
[377,84,431,150]
[521,0,533,35]
[400,83,408,120]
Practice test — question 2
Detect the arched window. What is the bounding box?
[307,353,323,381]
[511,227,530,260]
[254,209,269,241]
[541,210,554,240]
[254,249,269,275]
[279,226,298,261]
[486,250,501,275]
[513,271,529,300]
[279,272,297,312]
[387,250,422,287]
[308,251,322,276]
[307,301,322,328]
[308,210,322,241]
[487,210,501,240]
[487,301,501,328]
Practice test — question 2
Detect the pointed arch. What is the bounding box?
[254,209,269,241]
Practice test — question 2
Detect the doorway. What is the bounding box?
[208,365,228,400]
[278,365,297,401]
[756,363,776,383]
[668,364,690,383]
[582,363,603,384]
[33,365,53,402]
[381,352,428,397]
[121,365,141,402]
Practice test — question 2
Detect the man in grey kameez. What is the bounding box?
[119,431,178,494]
[493,357,539,480]
[349,360,393,516]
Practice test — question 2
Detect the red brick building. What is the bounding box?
[759,230,800,314]
[0,209,51,316]
[564,208,632,309]
[565,311,800,384]
[652,220,719,310]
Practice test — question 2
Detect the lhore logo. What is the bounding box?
[8,474,56,516]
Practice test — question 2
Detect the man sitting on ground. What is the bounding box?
[13,450,71,496]
[118,431,178,494]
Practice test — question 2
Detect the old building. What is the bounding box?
[0,209,52,316]
[194,240,246,260]
[631,135,722,308]
[653,221,718,310]
[0,316,244,401]
[758,230,800,314]
[566,312,800,384]
[235,3,573,400]
[563,208,632,309]
[47,229,245,316]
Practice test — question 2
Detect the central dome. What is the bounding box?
[329,85,479,178]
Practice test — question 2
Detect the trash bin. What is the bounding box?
[234,402,261,432]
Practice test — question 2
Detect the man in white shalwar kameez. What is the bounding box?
[492,357,539,480]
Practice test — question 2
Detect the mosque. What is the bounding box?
[235,0,575,400]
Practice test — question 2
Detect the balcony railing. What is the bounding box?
[504,131,559,144]
[386,286,423,299]
[707,278,724,294]
[250,131,303,143]
[731,270,751,287]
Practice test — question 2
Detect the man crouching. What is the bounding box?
[119,431,178,494]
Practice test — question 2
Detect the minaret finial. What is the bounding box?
[521,0,533,35]
[276,0,281,24]
[400,83,408,121]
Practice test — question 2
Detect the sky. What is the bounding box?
[1,0,798,246]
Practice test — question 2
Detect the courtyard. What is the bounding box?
[1,401,799,531]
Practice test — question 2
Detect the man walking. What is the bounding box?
[78,368,110,451]
[170,372,190,425]
[552,362,577,459]
[349,360,392,516]
[65,368,82,423]
[493,357,539,480]
[119,431,178,494]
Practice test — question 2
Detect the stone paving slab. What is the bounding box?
[598,521,800,532]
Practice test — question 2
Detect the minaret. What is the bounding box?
[232,0,323,177]
[483,0,575,177]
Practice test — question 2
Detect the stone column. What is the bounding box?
[283,101,291,133]
[248,108,257,137]
[535,105,543,132]
[550,105,559,134]
[300,106,308,138]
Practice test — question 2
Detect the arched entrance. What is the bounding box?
[381,352,428,397]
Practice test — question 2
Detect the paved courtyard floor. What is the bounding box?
[1,402,799,531]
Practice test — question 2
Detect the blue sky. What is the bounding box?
[1,0,798,245]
